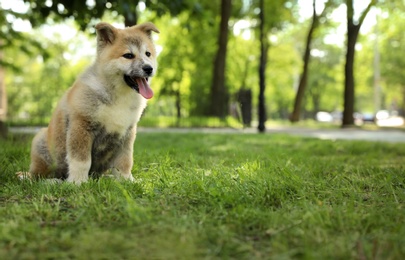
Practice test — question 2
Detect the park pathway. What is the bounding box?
[127,126,405,143]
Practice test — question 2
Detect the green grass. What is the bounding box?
[1,132,404,259]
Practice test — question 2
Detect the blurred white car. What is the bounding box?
[375,110,404,127]
[316,111,333,122]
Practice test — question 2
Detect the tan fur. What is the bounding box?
[19,22,160,184]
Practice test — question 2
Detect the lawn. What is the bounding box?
[0,131,404,259]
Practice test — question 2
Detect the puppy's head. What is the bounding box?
[95,22,160,99]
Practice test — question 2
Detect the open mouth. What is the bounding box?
[124,75,141,92]
[123,75,154,99]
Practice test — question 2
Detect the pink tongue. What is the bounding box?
[135,78,154,99]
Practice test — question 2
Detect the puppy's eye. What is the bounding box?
[145,51,151,57]
[123,53,135,59]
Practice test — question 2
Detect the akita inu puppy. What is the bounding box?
[20,22,159,184]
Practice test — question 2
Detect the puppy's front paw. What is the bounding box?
[67,160,91,184]
[111,168,135,182]
[66,175,88,185]
[125,174,135,182]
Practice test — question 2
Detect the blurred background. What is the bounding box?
[0,0,404,134]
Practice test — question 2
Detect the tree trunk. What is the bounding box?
[209,0,232,118]
[342,0,375,127]
[0,50,7,139]
[401,87,405,117]
[238,88,252,127]
[342,21,360,127]
[289,0,318,123]
[258,0,267,133]
[175,90,181,119]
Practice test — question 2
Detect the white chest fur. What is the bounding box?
[95,90,147,136]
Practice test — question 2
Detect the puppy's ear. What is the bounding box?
[95,23,117,48]
[135,22,160,38]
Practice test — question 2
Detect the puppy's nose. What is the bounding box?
[142,65,153,76]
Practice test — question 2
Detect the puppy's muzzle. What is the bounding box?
[142,65,153,76]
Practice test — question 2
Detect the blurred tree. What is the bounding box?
[257,0,267,132]
[289,0,333,123]
[209,0,232,118]
[254,0,296,132]
[229,0,296,130]
[380,0,405,115]
[0,4,45,137]
[0,50,6,138]
[342,0,376,127]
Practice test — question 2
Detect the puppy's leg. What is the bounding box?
[25,128,53,179]
[111,127,136,181]
[66,119,93,184]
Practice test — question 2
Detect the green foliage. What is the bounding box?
[1,133,405,258]
[0,6,45,70]
[5,24,92,124]
[379,1,405,112]
[355,34,375,113]
[268,37,301,119]
[22,0,201,28]
[152,12,218,117]
[244,0,297,29]
[2,1,405,124]
[306,35,345,114]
